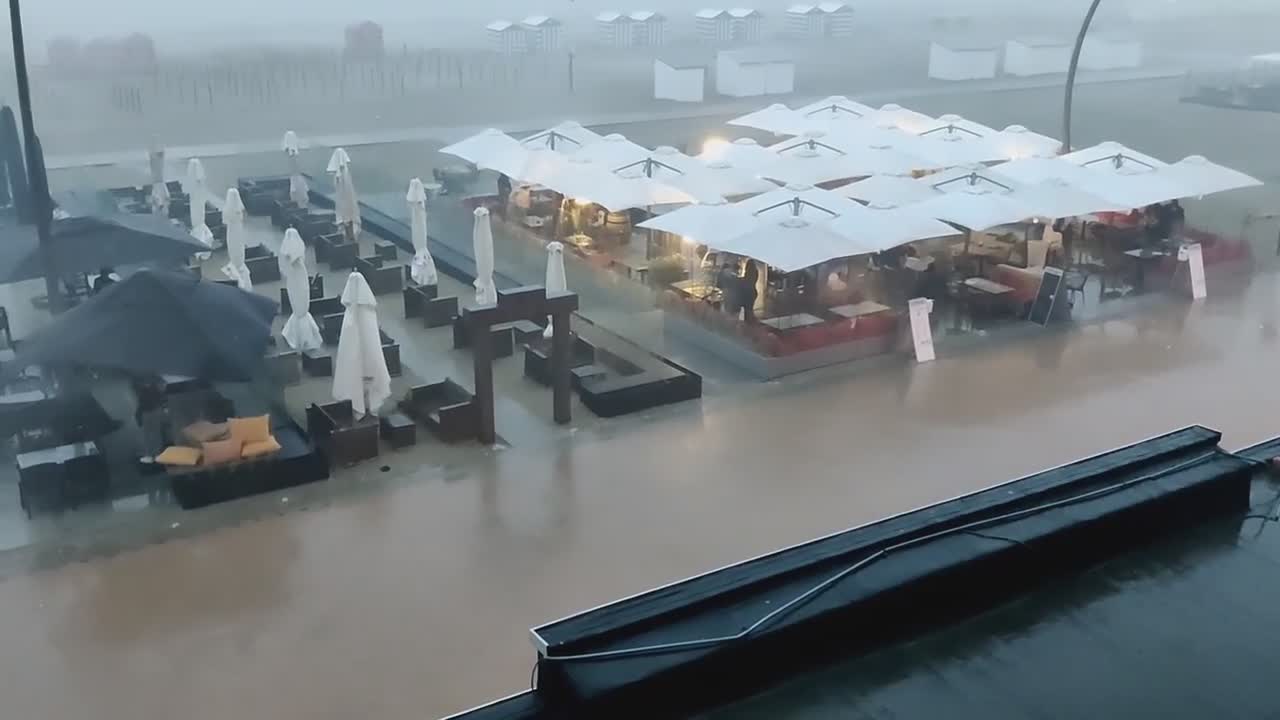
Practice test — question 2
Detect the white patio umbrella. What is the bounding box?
[759,134,864,186]
[1014,178,1126,220]
[278,228,323,352]
[406,178,438,286]
[588,173,699,212]
[728,103,803,133]
[990,125,1061,160]
[440,127,526,169]
[332,272,392,417]
[840,174,940,206]
[912,186,1038,232]
[473,207,499,306]
[185,158,211,240]
[698,138,776,173]
[868,103,936,133]
[575,133,650,168]
[1160,155,1262,198]
[521,121,603,153]
[282,130,309,208]
[327,147,361,238]
[543,241,567,339]
[221,188,252,290]
[793,96,876,124]
[1060,141,1168,171]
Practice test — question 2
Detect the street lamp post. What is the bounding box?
[8,0,62,312]
[1061,0,1104,154]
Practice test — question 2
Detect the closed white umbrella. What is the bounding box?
[406,178,438,286]
[327,148,361,239]
[149,181,170,216]
[473,207,498,306]
[282,130,309,208]
[185,158,211,243]
[221,188,252,290]
[278,228,323,352]
[332,271,391,417]
[543,241,567,339]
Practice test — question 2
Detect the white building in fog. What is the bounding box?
[785,3,854,39]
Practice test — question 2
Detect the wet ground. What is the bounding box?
[0,268,1278,719]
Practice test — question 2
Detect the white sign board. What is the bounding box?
[908,297,936,363]
[1177,243,1207,300]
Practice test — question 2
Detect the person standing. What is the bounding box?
[740,259,759,323]
[496,173,512,219]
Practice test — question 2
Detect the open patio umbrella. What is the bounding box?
[990,125,1062,160]
[521,121,603,153]
[473,207,498,305]
[406,178,438,286]
[440,128,526,171]
[840,174,940,206]
[728,102,803,133]
[332,272,391,417]
[1,191,208,282]
[221,188,251,290]
[13,268,276,381]
[282,130,309,208]
[575,133,650,168]
[543,241,567,339]
[327,148,361,238]
[278,228,322,352]
[868,103,936,133]
[698,138,776,174]
[1160,155,1262,198]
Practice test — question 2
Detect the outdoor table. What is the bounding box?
[761,313,825,331]
[962,277,1016,321]
[16,440,106,516]
[1124,248,1171,294]
[828,301,891,320]
[963,277,1015,296]
[565,234,594,250]
[672,280,723,305]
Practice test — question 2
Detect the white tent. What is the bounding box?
[282,130,309,208]
[543,241,567,339]
[406,178,438,286]
[332,272,392,417]
[698,137,776,173]
[473,207,499,306]
[221,188,252,290]
[522,121,603,152]
[327,148,362,237]
[840,174,940,206]
[278,228,323,352]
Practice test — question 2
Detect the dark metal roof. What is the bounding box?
[700,442,1280,720]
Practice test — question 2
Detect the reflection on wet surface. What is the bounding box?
[0,269,1277,719]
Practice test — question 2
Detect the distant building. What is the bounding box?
[521,16,563,52]
[597,11,667,48]
[785,3,854,39]
[487,20,525,54]
[343,21,385,61]
[696,8,762,44]
[655,50,710,102]
[716,48,794,97]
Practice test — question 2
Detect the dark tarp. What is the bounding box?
[0,190,208,282]
[13,269,278,381]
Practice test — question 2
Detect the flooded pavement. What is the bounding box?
[0,269,1278,719]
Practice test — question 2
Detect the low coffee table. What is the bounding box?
[379,412,417,449]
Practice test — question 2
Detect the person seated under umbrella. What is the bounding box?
[92,266,119,295]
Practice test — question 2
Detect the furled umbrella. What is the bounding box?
[278,228,322,352]
[221,188,252,290]
[147,142,168,216]
[327,148,361,239]
[332,272,391,417]
[282,130,309,208]
[186,158,214,249]
[406,178,438,286]
[543,241,567,339]
[473,207,498,306]
[12,268,277,381]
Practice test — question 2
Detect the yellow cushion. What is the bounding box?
[202,438,243,466]
[241,435,282,459]
[227,415,271,445]
[182,420,228,445]
[155,445,201,467]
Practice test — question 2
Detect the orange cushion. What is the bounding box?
[241,435,282,459]
[202,438,243,466]
[227,415,271,445]
[156,445,201,467]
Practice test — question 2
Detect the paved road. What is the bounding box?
[0,271,1277,720]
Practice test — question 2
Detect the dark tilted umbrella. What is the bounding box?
[0,190,208,282]
[0,106,29,221]
[14,268,278,381]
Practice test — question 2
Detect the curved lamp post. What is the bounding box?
[1061,0,1104,153]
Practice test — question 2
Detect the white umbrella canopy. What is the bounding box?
[637,198,742,242]
[543,241,567,338]
[612,147,727,204]
[697,160,777,198]
[727,103,804,134]
[846,201,962,245]
[575,133,651,168]
[521,121,603,153]
[332,272,392,417]
[911,186,1038,231]
[1160,155,1262,198]
[911,132,1003,167]
[840,174,940,205]
[496,146,578,186]
[473,207,499,306]
[794,96,876,123]
[990,125,1062,160]
[1060,141,1169,172]
[1013,178,1127,220]
[406,178,438,286]
[590,173,699,212]
[759,135,864,186]
[440,127,525,168]
[282,130,309,208]
[926,165,1022,195]
[221,188,252,290]
[917,113,999,138]
[868,103,936,133]
[278,228,323,352]
[185,157,209,238]
[328,148,362,237]
[698,137,776,173]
